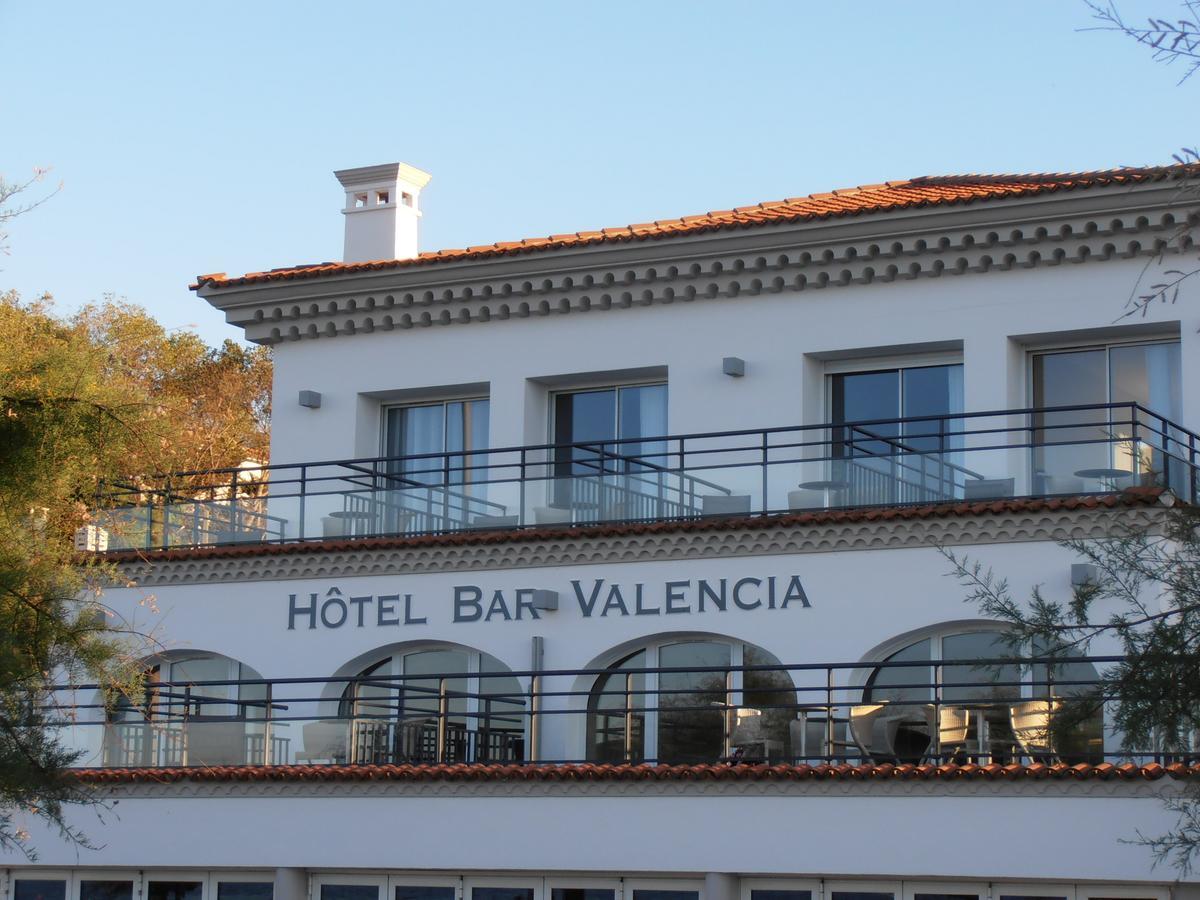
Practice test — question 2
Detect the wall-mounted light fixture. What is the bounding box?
[298,390,322,409]
[1071,563,1100,587]
[530,590,559,611]
[722,357,745,377]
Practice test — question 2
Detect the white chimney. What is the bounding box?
[334,162,432,263]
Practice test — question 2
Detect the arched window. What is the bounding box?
[863,627,1103,765]
[340,646,524,764]
[586,638,794,765]
[105,652,268,768]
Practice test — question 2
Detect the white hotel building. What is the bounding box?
[8,164,1200,900]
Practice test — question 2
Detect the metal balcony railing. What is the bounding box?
[94,402,1199,550]
[41,654,1196,770]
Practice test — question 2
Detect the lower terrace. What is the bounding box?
[45,652,1199,772]
[94,402,1199,551]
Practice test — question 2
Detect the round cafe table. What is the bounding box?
[1073,467,1132,490]
[798,479,851,508]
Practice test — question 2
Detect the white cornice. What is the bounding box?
[197,181,1199,345]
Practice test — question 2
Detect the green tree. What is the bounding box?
[0,176,272,856]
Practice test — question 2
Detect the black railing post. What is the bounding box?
[297,464,307,541]
[519,447,527,527]
[761,430,769,515]
[825,665,834,763]
[161,478,171,550]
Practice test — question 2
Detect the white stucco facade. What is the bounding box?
[9,167,1200,900]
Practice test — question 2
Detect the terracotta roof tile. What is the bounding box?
[100,489,1171,565]
[72,760,1199,786]
[192,166,1196,290]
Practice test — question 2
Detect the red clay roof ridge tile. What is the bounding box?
[70,760,1200,786]
[192,165,1198,290]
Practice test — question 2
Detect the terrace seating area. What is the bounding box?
[92,402,1199,551]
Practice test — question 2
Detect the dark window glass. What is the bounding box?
[866,638,933,703]
[631,892,699,900]
[322,888,378,900]
[218,886,273,900]
[913,895,978,900]
[998,895,1068,900]
[397,889,455,900]
[830,893,894,900]
[751,892,813,900]
[657,641,731,764]
[147,885,202,900]
[552,891,616,900]
[81,884,135,900]
[587,650,647,764]
[14,882,66,900]
[472,890,534,900]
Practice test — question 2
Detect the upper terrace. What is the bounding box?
[94,401,1198,552]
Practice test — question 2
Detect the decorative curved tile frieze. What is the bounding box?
[114,506,1163,586]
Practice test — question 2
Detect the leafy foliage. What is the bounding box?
[0,290,271,856]
[943,502,1200,872]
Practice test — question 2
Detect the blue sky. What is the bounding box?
[2,0,1195,345]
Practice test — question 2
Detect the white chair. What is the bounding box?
[935,706,972,762]
[1009,699,1062,763]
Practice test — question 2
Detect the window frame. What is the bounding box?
[461,875,545,900]
[140,872,210,900]
[1026,338,1181,409]
[622,879,706,900]
[386,874,462,900]
[738,877,822,900]
[547,381,669,447]
[207,873,276,900]
[901,882,985,900]
[311,874,388,900]
[990,882,1077,900]
[71,869,141,900]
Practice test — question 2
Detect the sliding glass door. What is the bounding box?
[829,363,964,503]
[381,399,490,530]
[551,384,668,518]
[1032,342,1180,492]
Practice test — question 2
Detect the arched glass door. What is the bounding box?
[587,638,794,765]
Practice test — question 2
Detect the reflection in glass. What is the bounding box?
[217,886,274,900]
[630,892,699,900]
[658,641,731,764]
[941,632,1019,703]
[14,882,67,900]
[866,639,933,703]
[588,650,646,763]
[914,894,979,900]
[321,887,378,900]
[751,891,813,900]
[830,364,964,503]
[81,883,134,900]
[146,884,203,900]
[552,384,667,513]
[740,644,796,762]
[396,889,456,900]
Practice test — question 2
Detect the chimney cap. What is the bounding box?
[334,162,432,190]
